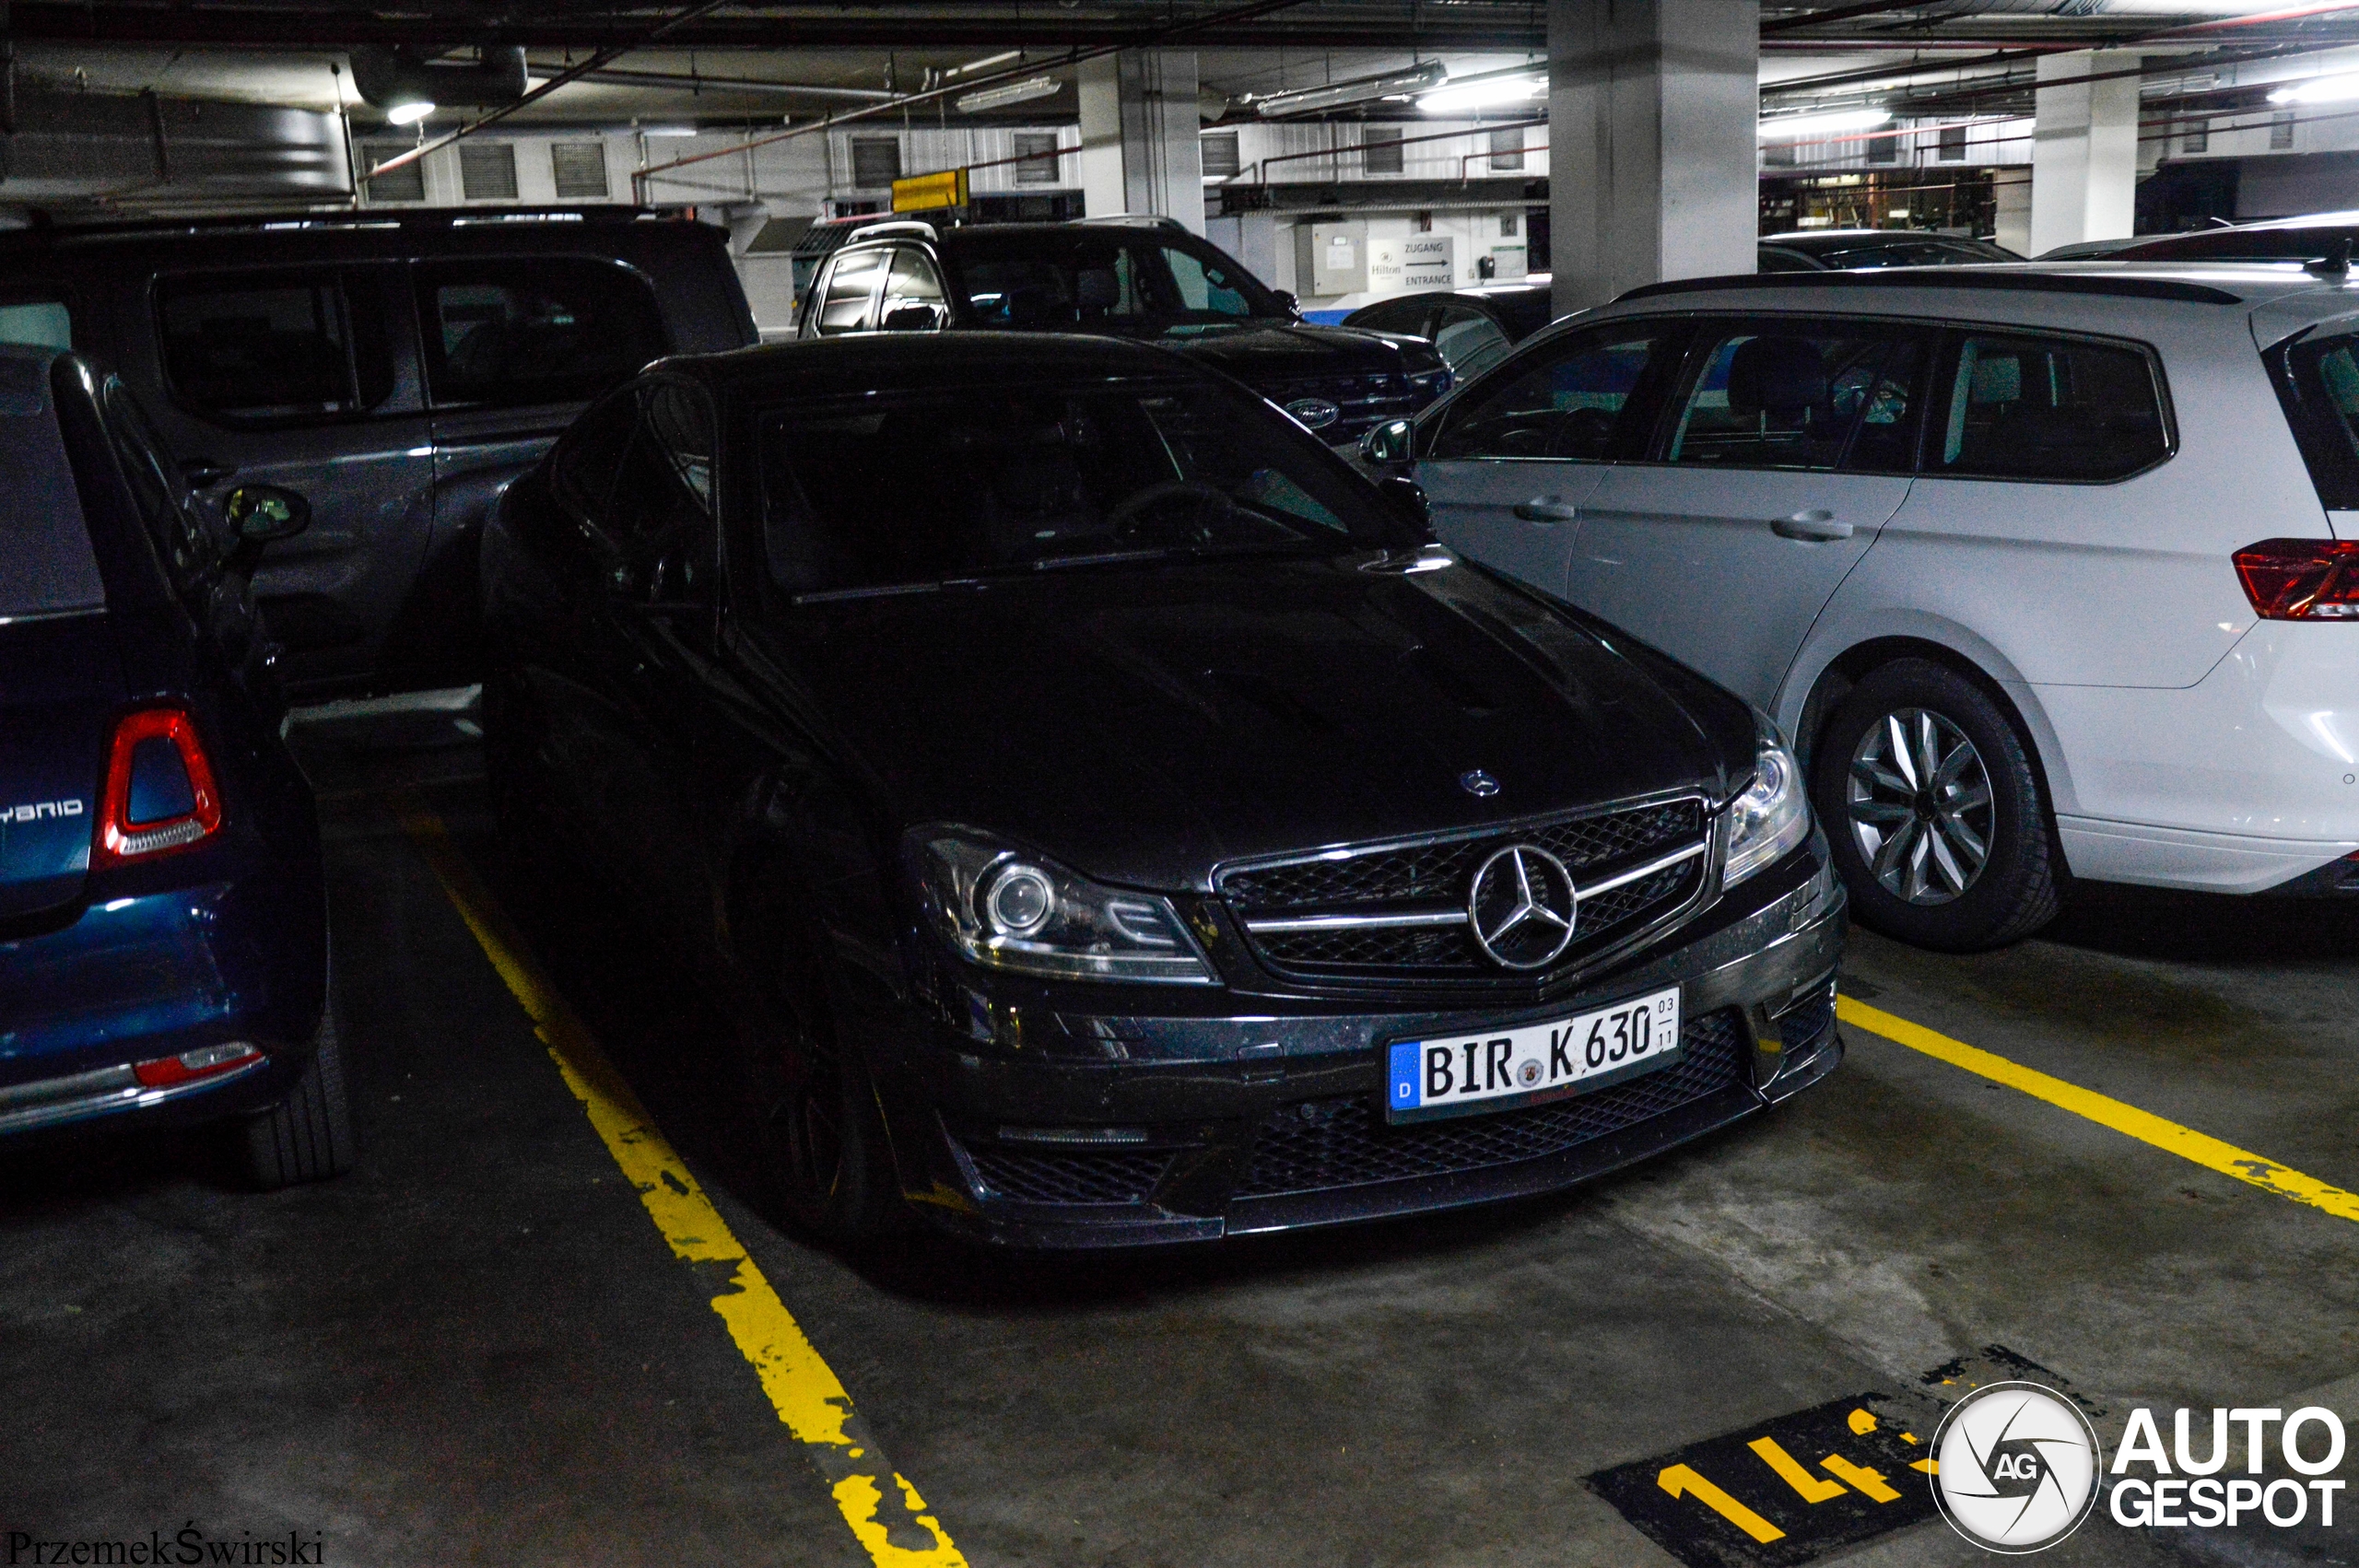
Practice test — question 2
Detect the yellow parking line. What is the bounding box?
[1837,995,2359,1226]
[396,799,968,1568]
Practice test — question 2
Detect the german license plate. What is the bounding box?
[1385,986,1682,1123]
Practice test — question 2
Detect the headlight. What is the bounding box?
[1407,364,1453,399]
[910,828,1217,985]
[1723,720,1812,888]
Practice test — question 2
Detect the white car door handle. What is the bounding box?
[1514,498,1580,523]
[1771,510,1853,542]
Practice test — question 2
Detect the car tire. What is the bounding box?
[1812,659,2060,952]
[735,943,908,1244]
[239,975,357,1189]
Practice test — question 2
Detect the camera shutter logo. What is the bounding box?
[1931,1381,2103,1553]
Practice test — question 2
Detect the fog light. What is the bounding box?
[133,1042,263,1088]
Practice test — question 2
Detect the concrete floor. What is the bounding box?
[5,708,2358,1567]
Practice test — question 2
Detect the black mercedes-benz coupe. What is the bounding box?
[479,333,1846,1248]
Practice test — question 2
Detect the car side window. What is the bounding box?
[1160,245,1253,318]
[549,388,641,520]
[601,381,718,605]
[0,293,71,350]
[416,259,666,409]
[1430,304,1514,379]
[1349,299,1432,337]
[813,249,888,336]
[1756,248,1819,274]
[1661,320,1921,472]
[102,379,216,600]
[1928,331,2169,483]
[885,247,946,305]
[158,271,393,422]
[1426,324,1684,462]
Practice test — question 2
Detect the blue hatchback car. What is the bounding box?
[0,344,346,1187]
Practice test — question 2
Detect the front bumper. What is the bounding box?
[866,837,1847,1247]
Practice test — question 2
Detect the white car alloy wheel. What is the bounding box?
[1846,708,1995,906]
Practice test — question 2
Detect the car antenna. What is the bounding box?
[2307,238,2353,280]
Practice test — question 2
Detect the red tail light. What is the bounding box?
[2234,537,2359,620]
[133,1042,263,1087]
[93,708,221,869]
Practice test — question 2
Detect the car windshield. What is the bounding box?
[945,231,1284,335]
[759,379,1393,600]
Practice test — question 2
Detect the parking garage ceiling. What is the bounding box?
[9,1,2359,165]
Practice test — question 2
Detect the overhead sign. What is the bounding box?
[891,168,969,213]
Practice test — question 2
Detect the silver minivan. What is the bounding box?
[1366,264,2359,950]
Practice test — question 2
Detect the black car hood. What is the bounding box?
[1164,321,1436,382]
[767,555,1755,893]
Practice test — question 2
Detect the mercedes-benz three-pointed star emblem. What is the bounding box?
[1467,844,1579,970]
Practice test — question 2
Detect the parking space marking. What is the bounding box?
[1837,995,2359,1225]
[397,800,968,1568]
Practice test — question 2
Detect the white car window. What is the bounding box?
[1930,332,2167,483]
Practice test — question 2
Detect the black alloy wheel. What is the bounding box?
[1812,659,2061,952]
[735,944,907,1244]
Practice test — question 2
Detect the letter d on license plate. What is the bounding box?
[1385,987,1682,1123]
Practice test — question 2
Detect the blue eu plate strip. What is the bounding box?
[1388,1041,1422,1111]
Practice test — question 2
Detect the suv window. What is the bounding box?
[946,230,1284,332]
[1928,331,2168,483]
[811,249,888,336]
[1662,320,1923,472]
[0,296,70,350]
[2267,329,2359,509]
[1427,324,1684,462]
[158,272,393,421]
[417,259,666,408]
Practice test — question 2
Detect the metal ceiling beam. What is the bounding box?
[6,3,1547,52]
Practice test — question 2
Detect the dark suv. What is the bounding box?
[794,217,1453,444]
[0,208,757,698]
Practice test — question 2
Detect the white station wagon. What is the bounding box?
[1366,263,2359,949]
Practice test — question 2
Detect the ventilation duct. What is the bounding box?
[351,47,530,116]
[0,84,351,211]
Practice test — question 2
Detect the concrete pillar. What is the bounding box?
[1076,51,1205,233]
[1548,0,1760,310]
[1993,170,2033,257]
[2030,50,2141,256]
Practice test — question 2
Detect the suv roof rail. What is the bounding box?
[1072,214,1185,231]
[1617,268,2245,307]
[845,218,940,244]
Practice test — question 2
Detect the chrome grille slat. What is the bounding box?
[1219,798,1711,985]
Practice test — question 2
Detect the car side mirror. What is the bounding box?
[1360,417,1416,468]
[1273,288,1301,318]
[223,484,310,545]
[1376,474,1430,531]
[880,302,946,333]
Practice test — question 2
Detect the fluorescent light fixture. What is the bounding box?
[385,99,434,126]
[1415,75,1543,115]
[1244,61,1449,117]
[640,124,700,136]
[2271,71,2359,105]
[1759,107,1891,140]
[957,74,1062,114]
